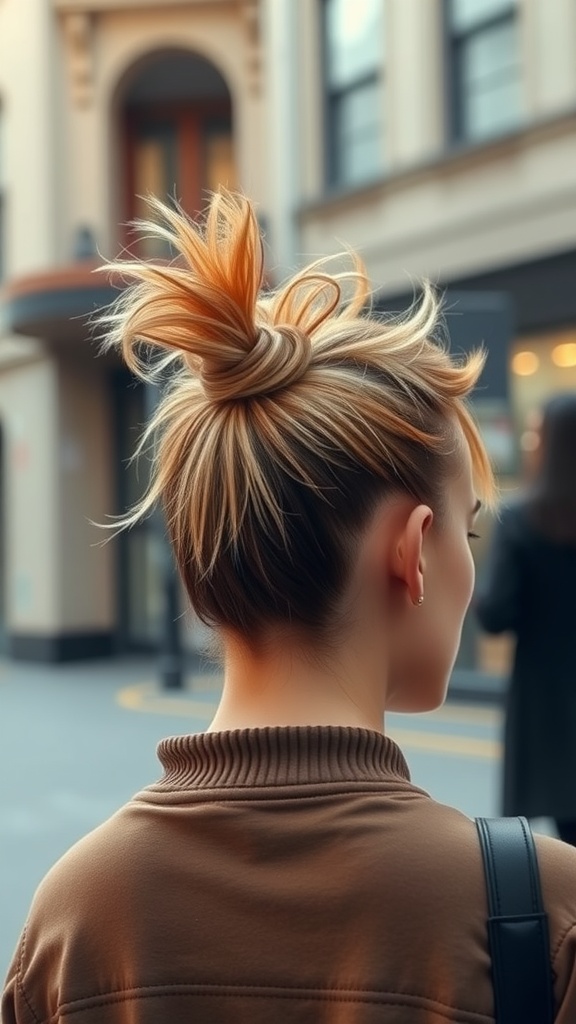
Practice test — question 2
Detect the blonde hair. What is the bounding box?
[100,192,494,637]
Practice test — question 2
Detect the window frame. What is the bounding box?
[446,0,521,145]
[322,0,384,190]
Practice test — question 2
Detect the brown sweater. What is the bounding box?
[3,726,576,1023]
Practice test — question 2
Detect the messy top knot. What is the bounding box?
[100,191,494,639]
[102,193,326,403]
[201,324,312,402]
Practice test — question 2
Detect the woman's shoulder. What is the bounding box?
[534,832,576,917]
[410,799,576,918]
[533,833,576,984]
[25,800,149,928]
[419,804,576,966]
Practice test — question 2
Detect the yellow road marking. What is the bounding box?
[116,681,217,719]
[387,727,501,760]
[422,704,502,728]
[116,681,501,760]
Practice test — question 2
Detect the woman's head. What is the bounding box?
[102,192,493,709]
[530,392,576,543]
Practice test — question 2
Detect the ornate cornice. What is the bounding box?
[62,11,94,106]
[241,0,260,94]
[55,0,262,103]
[54,0,247,11]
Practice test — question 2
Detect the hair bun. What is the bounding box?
[201,324,312,402]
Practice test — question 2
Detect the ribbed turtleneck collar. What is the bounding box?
[153,726,410,791]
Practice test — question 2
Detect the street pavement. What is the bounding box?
[0,655,553,978]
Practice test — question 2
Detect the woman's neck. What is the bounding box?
[207,631,388,734]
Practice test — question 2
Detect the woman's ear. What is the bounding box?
[390,504,434,606]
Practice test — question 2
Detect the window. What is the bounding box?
[448,0,522,143]
[114,375,165,650]
[124,104,236,258]
[324,0,384,188]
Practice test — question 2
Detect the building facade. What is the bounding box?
[0,0,575,662]
[0,0,268,658]
[287,0,576,453]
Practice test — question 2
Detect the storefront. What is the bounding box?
[446,247,576,453]
[377,245,576,680]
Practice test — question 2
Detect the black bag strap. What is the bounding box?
[475,816,554,1024]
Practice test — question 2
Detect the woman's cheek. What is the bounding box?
[462,540,476,607]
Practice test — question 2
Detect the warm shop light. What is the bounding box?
[520,429,540,452]
[551,343,576,368]
[512,351,539,376]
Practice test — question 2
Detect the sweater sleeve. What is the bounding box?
[533,834,576,1023]
[553,924,576,1023]
[1,932,38,1024]
[475,504,522,634]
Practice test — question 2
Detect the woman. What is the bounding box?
[3,194,576,1023]
[477,393,576,846]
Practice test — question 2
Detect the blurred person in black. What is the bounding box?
[477,393,576,845]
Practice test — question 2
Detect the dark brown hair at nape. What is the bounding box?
[98,191,495,641]
[529,392,576,544]
[169,394,458,639]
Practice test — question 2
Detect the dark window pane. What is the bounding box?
[333,80,382,186]
[464,75,522,140]
[122,406,151,509]
[451,0,516,33]
[460,21,521,139]
[326,0,383,88]
[203,121,237,194]
[132,121,178,259]
[464,20,520,83]
[126,531,164,645]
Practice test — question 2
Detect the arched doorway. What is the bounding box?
[113,50,236,654]
[121,49,237,256]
